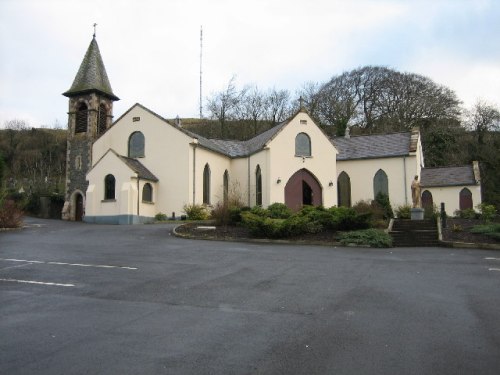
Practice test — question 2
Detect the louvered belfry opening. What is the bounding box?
[75,103,88,134]
[98,104,107,135]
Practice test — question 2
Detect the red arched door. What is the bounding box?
[75,193,84,221]
[284,169,322,211]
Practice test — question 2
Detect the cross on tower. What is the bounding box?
[93,23,97,38]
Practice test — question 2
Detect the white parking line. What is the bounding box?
[0,258,137,270]
[485,257,500,261]
[0,278,75,287]
[489,268,500,272]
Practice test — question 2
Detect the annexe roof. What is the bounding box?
[332,132,412,160]
[117,155,159,182]
[421,165,477,187]
[63,37,119,101]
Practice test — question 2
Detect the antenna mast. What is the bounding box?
[199,25,203,119]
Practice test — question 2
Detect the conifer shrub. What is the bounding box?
[267,203,292,219]
[395,205,411,219]
[183,203,210,220]
[155,212,168,221]
[469,223,500,240]
[375,192,393,219]
[338,229,393,248]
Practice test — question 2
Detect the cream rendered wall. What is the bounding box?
[228,158,251,206]
[193,147,231,207]
[138,180,157,218]
[92,105,193,216]
[86,151,138,217]
[424,185,481,215]
[243,150,269,206]
[265,112,338,207]
[337,155,418,208]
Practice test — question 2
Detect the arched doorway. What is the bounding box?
[284,169,322,211]
[75,193,84,221]
[459,188,473,210]
[422,190,433,209]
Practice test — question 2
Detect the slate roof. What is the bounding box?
[63,37,119,100]
[332,132,412,160]
[421,165,477,187]
[180,120,290,158]
[118,155,159,182]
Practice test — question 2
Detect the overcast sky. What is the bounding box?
[1,0,499,128]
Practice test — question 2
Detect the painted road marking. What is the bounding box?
[485,257,500,261]
[0,258,137,270]
[0,278,75,287]
[489,268,500,272]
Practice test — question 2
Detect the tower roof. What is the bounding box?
[63,37,119,101]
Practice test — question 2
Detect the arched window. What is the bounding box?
[295,133,311,157]
[104,174,115,200]
[223,170,229,204]
[256,165,262,206]
[75,102,88,134]
[373,169,389,198]
[459,188,473,210]
[422,190,433,209]
[142,183,153,203]
[337,171,351,207]
[128,131,145,158]
[97,104,107,135]
[203,164,211,204]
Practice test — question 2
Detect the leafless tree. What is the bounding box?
[465,99,500,145]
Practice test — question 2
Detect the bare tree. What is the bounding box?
[206,76,245,138]
[465,100,500,145]
[265,88,291,126]
[241,86,267,135]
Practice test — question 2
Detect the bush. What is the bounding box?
[0,200,24,228]
[424,204,439,220]
[395,205,411,219]
[338,229,393,248]
[155,212,168,221]
[477,203,496,222]
[267,203,292,219]
[183,203,210,220]
[326,206,371,231]
[211,203,245,226]
[375,193,393,219]
[241,212,285,238]
[454,208,478,219]
[469,223,500,240]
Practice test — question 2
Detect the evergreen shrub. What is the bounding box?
[183,204,210,220]
[338,229,393,248]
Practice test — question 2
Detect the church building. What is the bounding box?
[62,36,482,224]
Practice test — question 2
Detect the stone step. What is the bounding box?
[390,219,439,247]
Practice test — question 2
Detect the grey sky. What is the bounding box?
[1,0,499,128]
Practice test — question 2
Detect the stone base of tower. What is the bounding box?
[61,201,71,221]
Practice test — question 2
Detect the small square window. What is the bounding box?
[133,117,141,122]
[300,120,307,125]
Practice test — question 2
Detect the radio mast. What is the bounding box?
[199,25,203,119]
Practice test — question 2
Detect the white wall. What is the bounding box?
[86,150,138,217]
[425,185,482,215]
[337,155,419,208]
[265,112,338,207]
[91,105,193,217]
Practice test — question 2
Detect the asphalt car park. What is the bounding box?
[1,217,500,374]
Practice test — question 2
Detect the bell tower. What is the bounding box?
[61,33,119,221]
